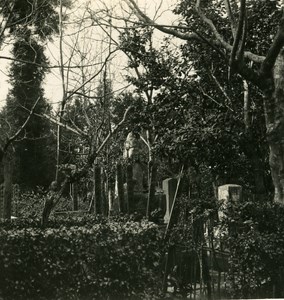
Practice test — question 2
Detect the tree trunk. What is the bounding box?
[146,160,157,218]
[41,180,67,227]
[3,156,12,220]
[116,162,125,213]
[94,164,102,214]
[72,182,79,211]
[264,52,284,204]
[243,133,268,197]
[242,80,268,198]
[126,163,133,213]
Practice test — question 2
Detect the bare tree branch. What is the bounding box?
[40,113,87,137]
[210,71,234,111]
[224,0,236,37]
[197,84,233,112]
[62,48,119,109]
[0,96,41,162]
[95,105,133,158]
[0,55,107,69]
[124,0,265,64]
[229,0,246,78]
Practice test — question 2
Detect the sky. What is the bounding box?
[0,0,180,110]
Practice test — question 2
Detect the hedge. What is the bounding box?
[0,218,164,300]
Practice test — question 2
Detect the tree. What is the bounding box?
[121,0,284,203]
[0,0,61,219]
[118,26,174,217]
[0,0,60,53]
[6,34,54,187]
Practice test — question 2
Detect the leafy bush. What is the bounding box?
[0,218,164,300]
[220,201,284,298]
[13,186,90,219]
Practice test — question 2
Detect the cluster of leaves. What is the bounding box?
[219,200,284,298]
[0,217,164,300]
[1,0,60,40]
[165,194,284,298]
[168,195,217,250]
[12,187,88,219]
[117,7,270,194]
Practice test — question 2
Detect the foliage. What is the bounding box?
[0,217,164,300]
[168,195,217,249]
[0,0,60,41]
[117,17,271,194]
[220,200,284,298]
[166,195,284,298]
[5,34,55,187]
[0,0,62,188]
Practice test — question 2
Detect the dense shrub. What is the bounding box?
[14,187,90,219]
[165,196,284,299]
[220,201,284,298]
[0,218,164,300]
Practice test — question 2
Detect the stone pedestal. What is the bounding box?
[163,178,177,223]
[218,184,242,219]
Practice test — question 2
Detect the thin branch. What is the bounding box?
[95,106,133,158]
[0,1,15,44]
[0,56,105,69]
[224,0,236,37]
[124,0,264,63]
[197,84,234,112]
[68,83,132,99]
[139,134,151,152]
[40,113,87,137]
[210,71,234,110]
[2,96,41,154]
[124,0,201,40]
[63,49,118,106]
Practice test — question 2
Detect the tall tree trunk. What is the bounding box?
[41,179,67,227]
[126,162,133,213]
[243,133,268,197]
[146,159,157,218]
[264,52,284,204]
[243,80,268,197]
[72,182,79,211]
[94,164,102,214]
[3,156,12,220]
[116,162,125,213]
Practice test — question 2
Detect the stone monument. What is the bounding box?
[218,184,242,220]
[163,177,178,223]
[123,132,145,192]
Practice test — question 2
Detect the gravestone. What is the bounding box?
[133,162,144,192]
[123,132,143,160]
[163,178,178,223]
[218,184,242,220]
